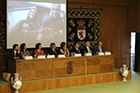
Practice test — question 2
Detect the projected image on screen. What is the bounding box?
[7,0,66,48]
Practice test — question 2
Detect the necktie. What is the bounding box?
[16,51,18,57]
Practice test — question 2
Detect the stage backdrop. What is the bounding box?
[67,8,100,51]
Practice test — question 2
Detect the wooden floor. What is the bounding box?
[0,70,131,93]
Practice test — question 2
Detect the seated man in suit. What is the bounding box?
[8,44,22,59]
[94,41,105,55]
[47,43,58,57]
[82,41,93,55]
[71,42,81,54]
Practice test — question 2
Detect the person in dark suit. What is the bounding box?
[82,41,93,55]
[93,41,105,55]
[8,44,22,59]
[71,42,81,54]
[48,43,58,57]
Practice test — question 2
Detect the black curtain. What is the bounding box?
[135,33,140,71]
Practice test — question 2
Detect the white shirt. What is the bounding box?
[52,48,56,54]
[14,50,17,57]
[99,47,102,52]
[86,46,92,53]
[52,48,55,51]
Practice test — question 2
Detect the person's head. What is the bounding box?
[13,44,19,51]
[20,43,27,52]
[28,8,37,19]
[74,42,79,48]
[85,41,90,47]
[26,8,39,28]
[50,43,56,49]
[35,43,42,50]
[98,41,103,46]
[49,4,60,18]
[60,42,66,49]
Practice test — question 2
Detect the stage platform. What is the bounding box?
[0,69,131,93]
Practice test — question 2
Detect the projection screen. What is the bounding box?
[7,0,67,48]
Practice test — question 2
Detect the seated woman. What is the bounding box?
[34,43,44,57]
[20,43,30,58]
[59,42,70,57]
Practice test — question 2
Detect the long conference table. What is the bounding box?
[8,55,114,81]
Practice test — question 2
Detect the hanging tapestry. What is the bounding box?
[67,8,100,51]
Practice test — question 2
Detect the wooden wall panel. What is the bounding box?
[100,5,130,69]
[136,0,140,32]
[68,0,130,6]
[68,0,131,69]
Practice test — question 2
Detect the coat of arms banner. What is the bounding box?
[67,8,100,51]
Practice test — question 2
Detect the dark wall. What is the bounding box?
[0,0,5,4]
